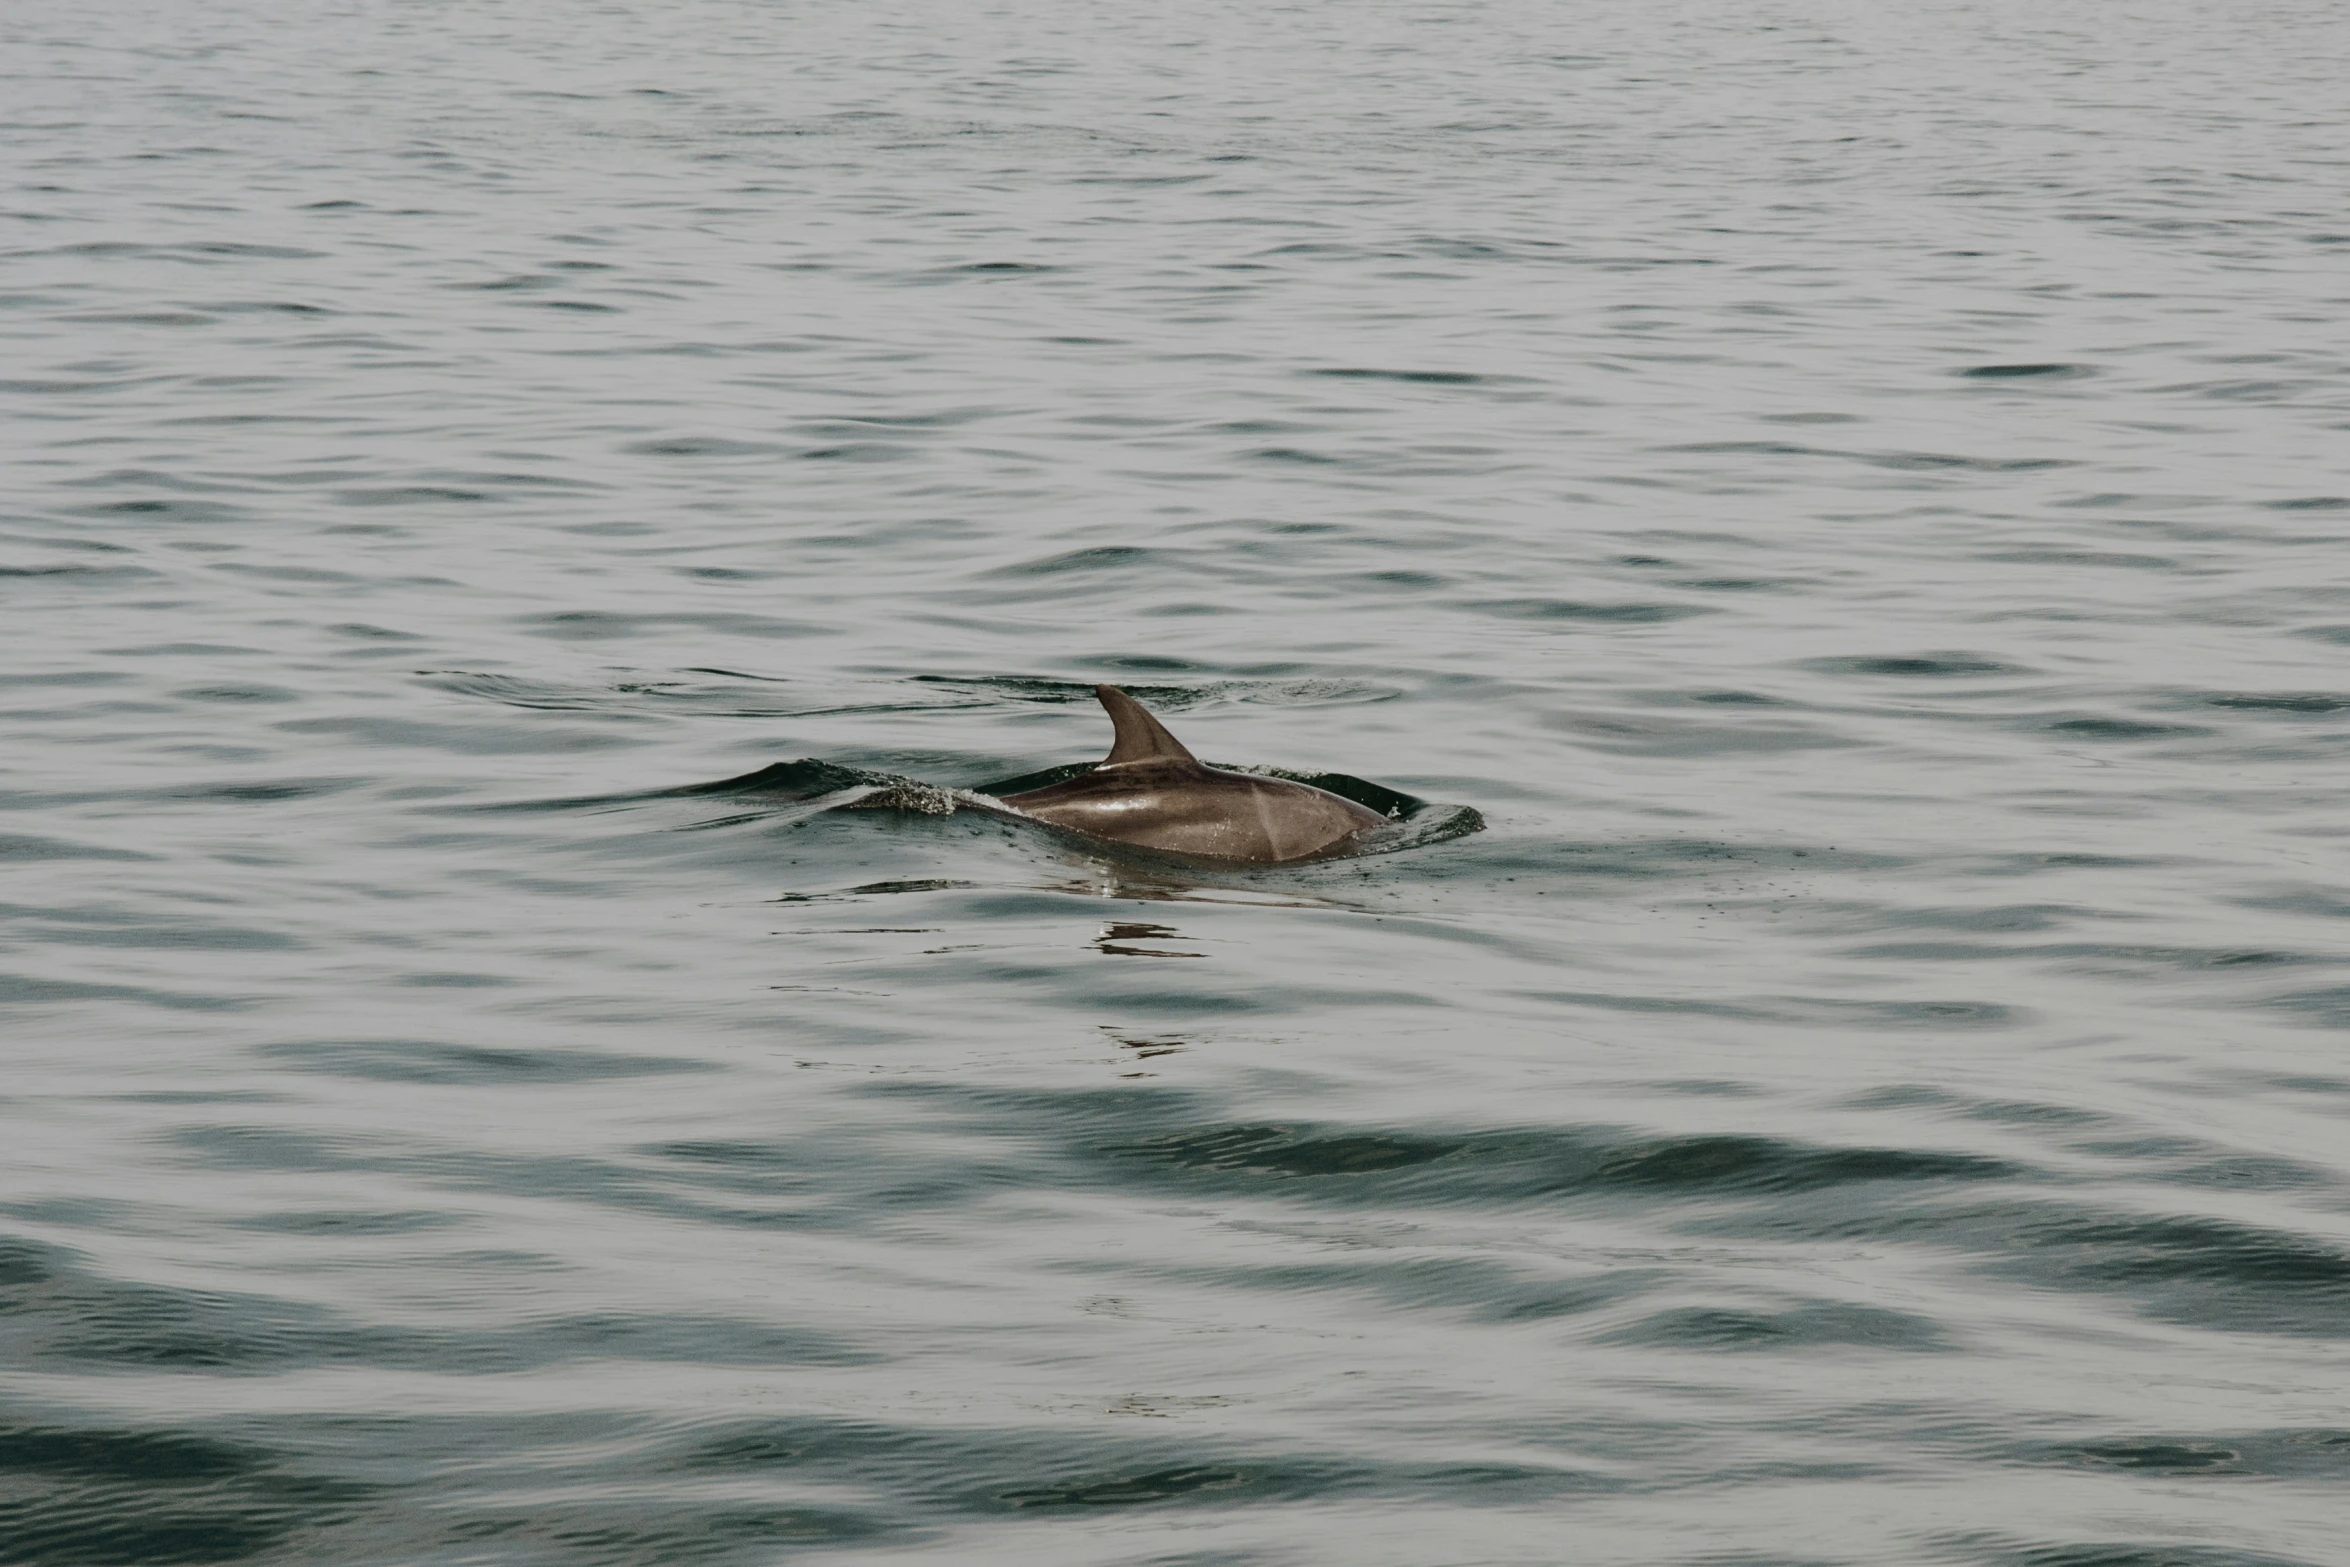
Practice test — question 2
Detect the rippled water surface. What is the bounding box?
[7,1,2350,1561]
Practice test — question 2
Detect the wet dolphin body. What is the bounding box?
[997,686,1389,864]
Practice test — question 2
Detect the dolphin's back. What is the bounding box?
[1002,760,1383,863]
[995,685,1387,863]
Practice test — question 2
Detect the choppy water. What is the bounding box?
[7,1,2350,1561]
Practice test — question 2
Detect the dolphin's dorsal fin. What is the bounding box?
[1096,685,1198,768]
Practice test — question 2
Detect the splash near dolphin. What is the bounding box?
[995,686,1391,864]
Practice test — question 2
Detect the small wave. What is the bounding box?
[1959,362,2095,380]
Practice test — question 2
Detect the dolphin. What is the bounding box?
[996,686,1389,864]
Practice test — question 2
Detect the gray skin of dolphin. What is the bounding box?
[996,686,1389,864]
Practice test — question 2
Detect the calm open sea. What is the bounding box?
[6,1,2350,1562]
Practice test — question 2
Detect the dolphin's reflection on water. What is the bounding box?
[1037,864,1374,912]
[1093,920,1204,957]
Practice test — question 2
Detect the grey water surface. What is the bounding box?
[6,1,2350,1562]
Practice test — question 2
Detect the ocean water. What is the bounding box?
[6,0,2350,1561]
